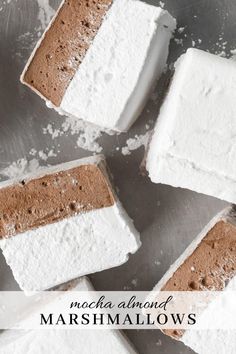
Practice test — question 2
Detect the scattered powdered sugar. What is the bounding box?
[15,32,36,56]
[43,116,113,153]
[0,158,41,180]
[131,278,138,287]
[62,117,105,153]
[178,27,185,34]
[230,49,236,61]
[36,0,55,31]
[29,146,58,159]
[154,260,161,266]
[29,148,57,161]
[156,339,162,347]
[123,285,132,291]
[76,133,102,153]
[121,131,151,156]
[174,38,184,46]
[0,147,59,181]
[43,124,62,139]
[39,149,57,160]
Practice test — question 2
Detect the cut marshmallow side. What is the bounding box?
[150,207,236,292]
[0,156,140,292]
[0,203,140,292]
[146,207,236,353]
[181,305,236,354]
[21,0,176,132]
[60,0,176,131]
[146,48,236,203]
[182,274,236,354]
[0,277,139,354]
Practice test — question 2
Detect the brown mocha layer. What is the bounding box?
[162,220,236,339]
[0,162,115,239]
[22,0,112,106]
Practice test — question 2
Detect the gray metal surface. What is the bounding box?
[0,0,235,353]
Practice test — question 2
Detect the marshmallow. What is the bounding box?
[21,0,176,132]
[0,156,140,292]
[0,277,139,354]
[147,48,236,203]
[147,207,236,353]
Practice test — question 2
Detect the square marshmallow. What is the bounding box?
[0,156,140,292]
[21,0,176,132]
[0,277,138,354]
[147,48,236,203]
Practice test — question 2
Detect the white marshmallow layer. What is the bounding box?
[181,282,236,354]
[0,330,138,354]
[0,203,140,292]
[147,48,236,203]
[60,0,176,131]
[0,278,138,354]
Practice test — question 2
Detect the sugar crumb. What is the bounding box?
[121,131,151,156]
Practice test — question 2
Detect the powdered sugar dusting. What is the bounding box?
[0,159,41,180]
[156,339,162,347]
[43,116,110,153]
[230,49,236,61]
[0,147,59,180]
[42,124,62,139]
[0,0,18,9]
[30,147,58,162]
[121,131,151,156]
[62,117,104,153]
[36,0,55,31]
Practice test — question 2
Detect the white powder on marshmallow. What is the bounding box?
[0,202,141,291]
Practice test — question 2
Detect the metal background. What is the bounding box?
[0,0,235,353]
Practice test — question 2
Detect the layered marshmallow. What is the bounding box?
[21,0,176,132]
[0,277,138,354]
[147,207,236,353]
[147,48,236,203]
[0,155,140,292]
